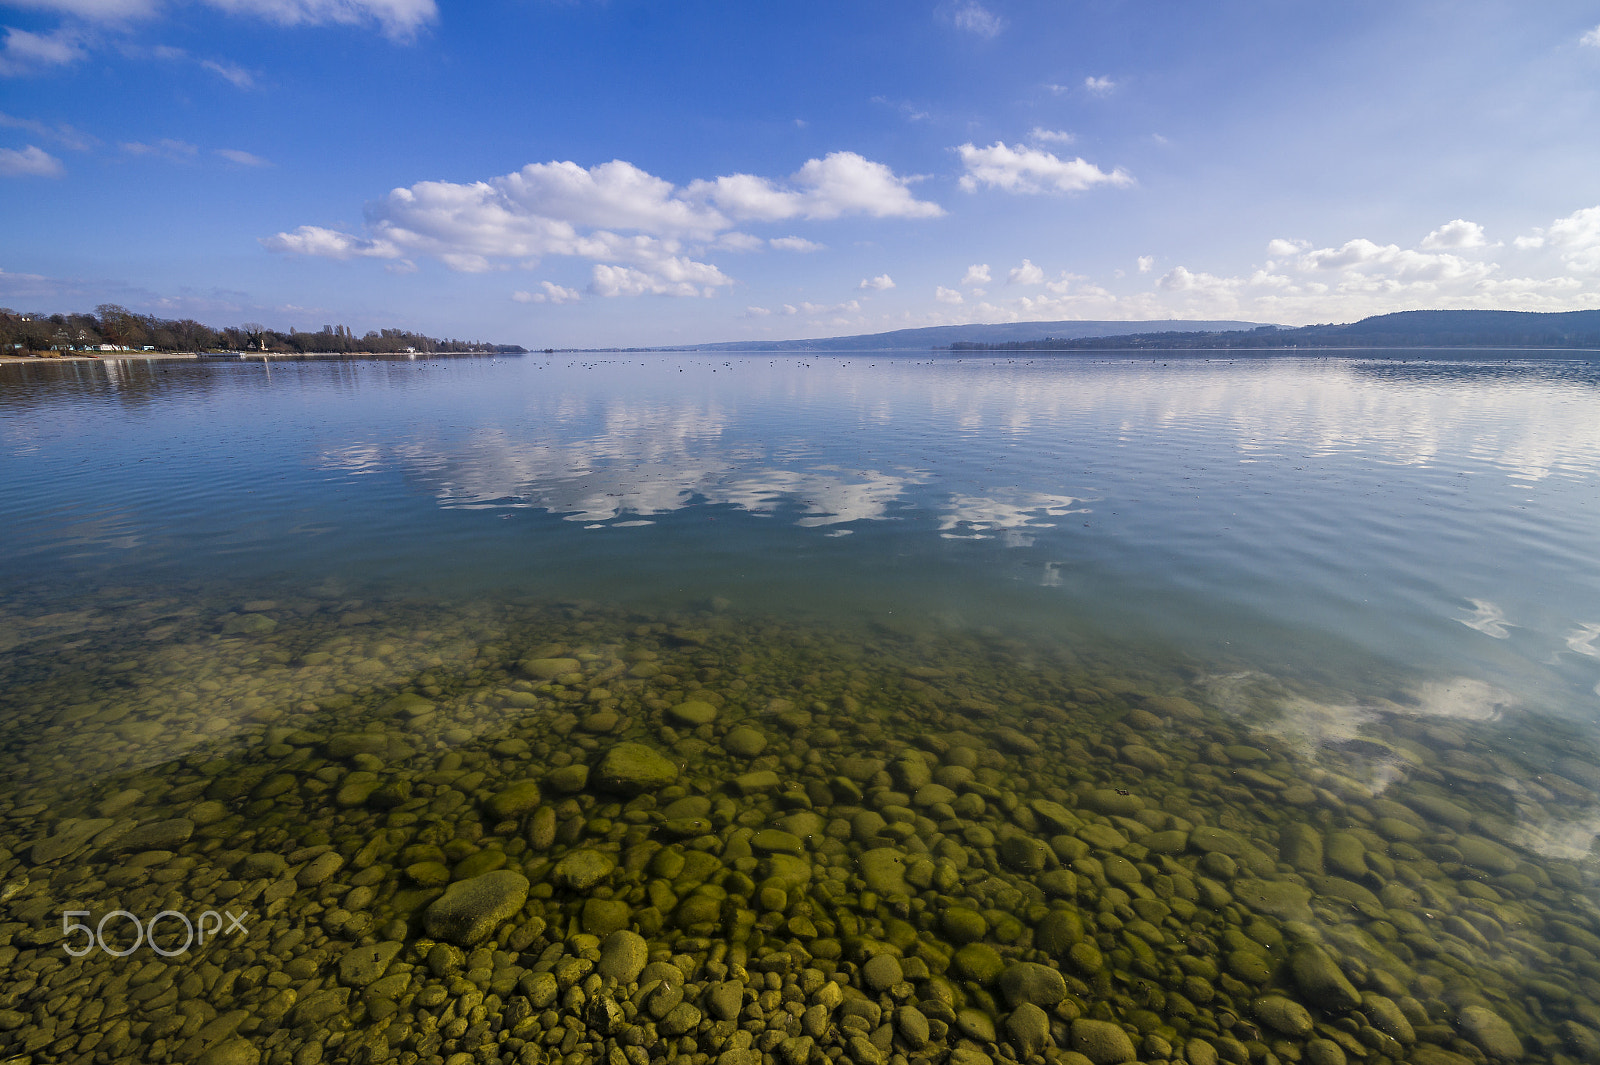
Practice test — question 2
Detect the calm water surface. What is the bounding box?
[1,351,1599,1065]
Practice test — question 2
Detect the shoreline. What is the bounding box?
[1,349,515,365]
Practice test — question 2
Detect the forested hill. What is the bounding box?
[661,319,1263,352]
[946,309,1600,351]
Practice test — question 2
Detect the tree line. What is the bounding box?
[1,304,526,357]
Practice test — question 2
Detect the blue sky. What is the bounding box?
[3,1,1600,347]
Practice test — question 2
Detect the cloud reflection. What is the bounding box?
[317,399,1090,541]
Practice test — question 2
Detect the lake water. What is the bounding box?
[1,351,1598,1065]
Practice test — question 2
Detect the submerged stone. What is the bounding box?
[424,870,529,946]
[595,742,679,794]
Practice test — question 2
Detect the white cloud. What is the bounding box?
[744,306,772,317]
[947,1,1003,38]
[201,58,254,88]
[956,141,1132,194]
[935,286,963,304]
[0,26,84,76]
[1008,259,1044,285]
[0,110,93,150]
[1514,235,1545,250]
[1084,75,1116,94]
[266,152,940,295]
[714,231,765,252]
[1295,238,1492,282]
[859,274,895,291]
[0,144,63,176]
[1542,205,1600,272]
[1420,218,1487,250]
[1028,127,1074,145]
[262,224,404,260]
[265,151,934,292]
[961,263,990,286]
[688,151,943,222]
[200,0,436,39]
[512,281,581,305]
[1137,255,1154,273]
[5,0,155,17]
[1266,238,1308,257]
[1582,24,1600,47]
[121,138,198,160]
[769,235,824,252]
[216,147,269,166]
[589,259,732,298]
[4,0,435,38]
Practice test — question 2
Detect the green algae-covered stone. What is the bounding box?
[999,962,1067,1009]
[1036,909,1084,955]
[1071,1018,1136,1064]
[521,657,580,679]
[668,699,718,726]
[486,780,542,821]
[858,847,911,895]
[552,848,615,890]
[1254,996,1313,1036]
[952,942,1005,984]
[424,870,529,946]
[595,742,679,794]
[943,908,988,944]
[1289,941,1360,1011]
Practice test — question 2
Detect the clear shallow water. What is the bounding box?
[6,352,1600,712]
[2,351,1600,1065]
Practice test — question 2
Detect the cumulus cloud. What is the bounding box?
[687,151,943,222]
[956,141,1132,194]
[769,235,825,252]
[1007,259,1044,285]
[216,147,269,166]
[946,1,1003,38]
[1294,238,1493,283]
[263,225,404,260]
[1266,238,1308,257]
[1582,24,1600,47]
[859,274,895,291]
[1541,206,1600,272]
[935,286,963,304]
[513,281,581,305]
[0,144,63,176]
[590,259,732,298]
[1137,255,1154,273]
[1420,218,1487,250]
[266,153,939,295]
[961,263,990,286]
[0,26,84,76]
[1084,75,1116,94]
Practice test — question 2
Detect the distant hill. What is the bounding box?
[948,309,1600,352]
[640,319,1266,352]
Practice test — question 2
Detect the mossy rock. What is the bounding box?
[486,780,542,821]
[952,943,1005,984]
[423,870,529,947]
[595,742,679,794]
[521,657,580,679]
